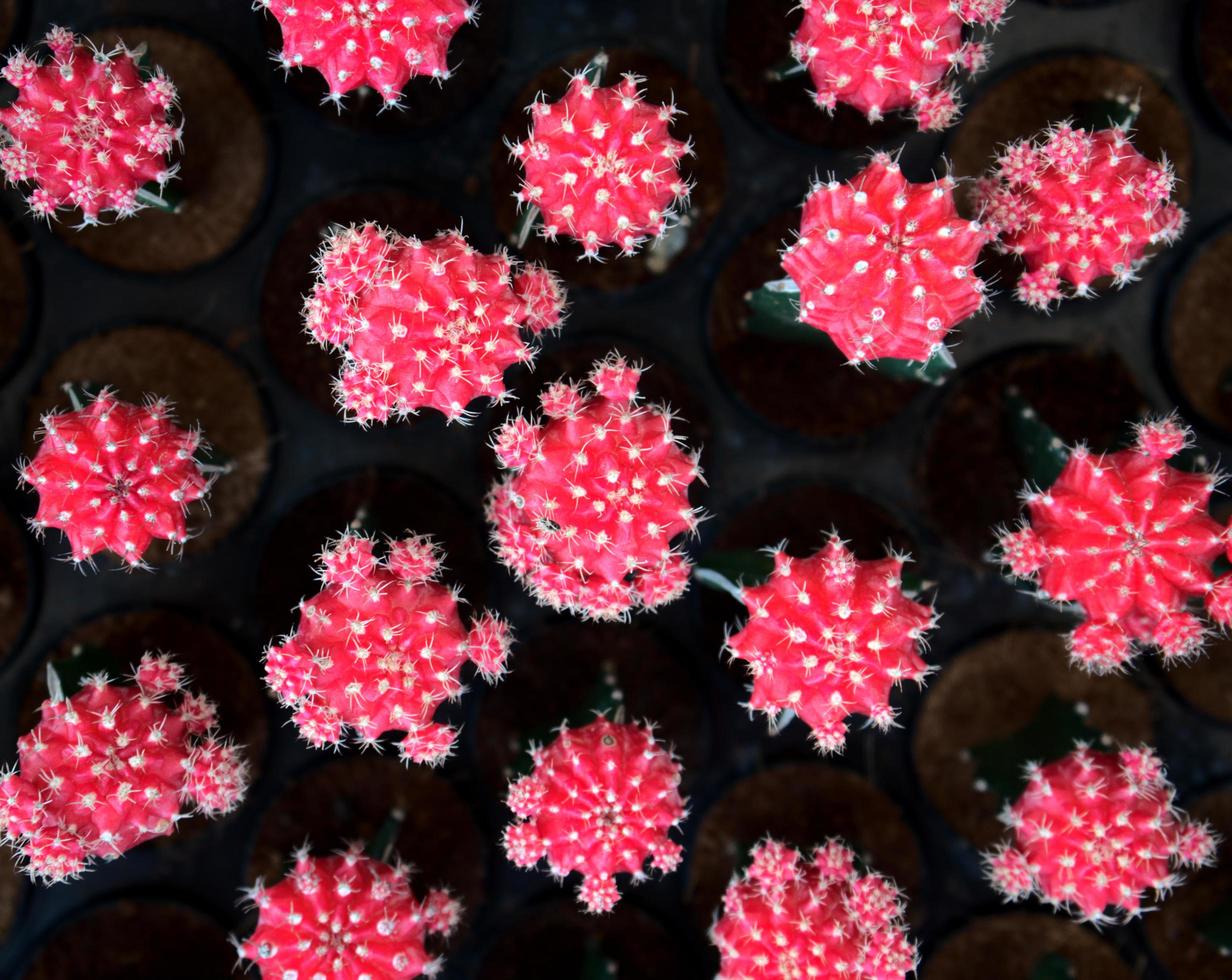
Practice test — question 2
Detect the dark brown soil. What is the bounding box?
[0,505,32,664]
[922,913,1133,980]
[947,54,1192,197]
[912,629,1152,848]
[0,220,30,378]
[0,861,21,945]
[0,1,15,48]
[258,2,510,132]
[492,48,724,291]
[685,763,921,930]
[1167,231,1232,435]
[707,208,924,440]
[256,468,487,642]
[248,756,485,931]
[474,620,709,796]
[720,0,914,146]
[1166,635,1232,724]
[1199,0,1232,126]
[260,190,457,416]
[1145,788,1232,979]
[919,346,1145,562]
[25,326,271,559]
[19,608,268,770]
[23,900,233,979]
[477,899,690,980]
[59,28,268,273]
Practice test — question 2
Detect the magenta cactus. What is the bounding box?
[790,0,1011,131]
[780,152,990,365]
[258,0,478,107]
[263,531,512,765]
[238,845,461,978]
[486,352,703,621]
[711,838,918,980]
[509,59,693,258]
[0,653,249,883]
[19,388,214,569]
[724,537,935,754]
[0,26,181,222]
[502,716,686,913]
[975,122,1185,309]
[985,743,1217,923]
[305,223,566,425]
[997,417,1231,674]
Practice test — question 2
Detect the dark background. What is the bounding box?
[1,0,1231,977]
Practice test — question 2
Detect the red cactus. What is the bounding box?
[997,417,1230,673]
[263,531,512,765]
[711,837,918,980]
[304,223,566,424]
[485,352,703,621]
[19,388,213,569]
[985,744,1217,923]
[0,653,248,883]
[238,846,461,979]
[790,0,1011,131]
[0,27,181,222]
[259,0,477,107]
[781,153,990,365]
[510,62,693,258]
[724,537,935,754]
[975,122,1185,309]
[502,716,686,913]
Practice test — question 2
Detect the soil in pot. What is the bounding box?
[1166,635,1232,725]
[0,504,32,664]
[1167,230,1232,437]
[1198,0,1232,127]
[0,220,31,379]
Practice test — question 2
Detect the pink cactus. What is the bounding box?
[724,537,935,753]
[263,531,512,765]
[259,0,477,107]
[790,0,1011,131]
[485,352,703,621]
[238,846,461,978]
[975,122,1185,309]
[0,653,249,883]
[997,417,1230,673]
[711,838,918,980]
[510,62,693,258]
[502,716,686,913]
[19,388,213,569]
[304,223,566,425]
[781,153,990,365]
[0,26,181,222]
[985,743,1217,923]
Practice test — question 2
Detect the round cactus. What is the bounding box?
[19,388,214,569]
[0,653,249,883]
[985,743,1217,923]
[485,352,703,621]
[502,716,686,913]
[258,0,478,107]
[974,122,1186,309]
[238,846,461,979]
[263,531,512,765]
[0,26,181,222]
[997,417,1230,674]
[305,223,566,425]
[724,537,935,754]
[509,61,693,258]
[790,0,1011,131]
[711,837,918,980]
[781,153,990,365]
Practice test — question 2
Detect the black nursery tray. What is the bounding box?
[2,0,1232,977]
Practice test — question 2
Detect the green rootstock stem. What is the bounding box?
[510,666,625,778]
[46,645,123,702]
[1199,896,1232,957]
[580,52,608,87]
[136,182,184,215]
[765,56,808,82]
[581,937,618,980]
[694,549,776,598]
[1074,94,1141,132]
[364,809,407,864]
[1005,386,1069,489]
[743,281,955,382]
[969,695,1104,803]
[1029,953,1076,980]
[512,204,541,250]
